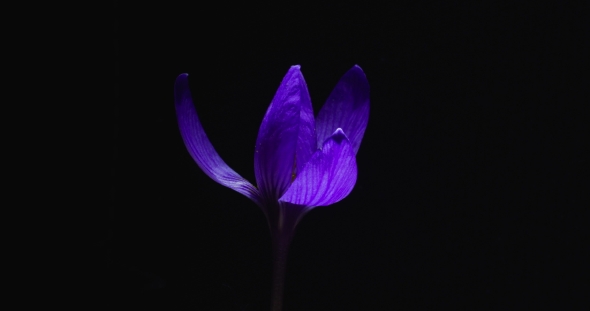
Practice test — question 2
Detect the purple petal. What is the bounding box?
[279,128,357,207]
[316,65,370,154]
[254,66,316,202]
[175,73,261,205]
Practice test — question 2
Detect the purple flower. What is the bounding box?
[174,65,369,310]
[174,65,369,233]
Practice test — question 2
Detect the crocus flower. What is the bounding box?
[174,65,369,310]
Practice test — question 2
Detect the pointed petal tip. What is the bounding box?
[175,73,189,87]
[283,65,303,79]
[288,65,302,74]
[331,128,349,144]
[350,65,367,76]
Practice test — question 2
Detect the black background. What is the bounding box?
[111,1,585,310]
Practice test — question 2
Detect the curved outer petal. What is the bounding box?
[175,73,261,205]
[254,66,316,202]
[316,65,370,154]
[279,128,357,207]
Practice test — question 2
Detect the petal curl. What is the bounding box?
[254,66,316,202]
[279,128,357,207]
[316,65,370,154]
[175,73,261,205]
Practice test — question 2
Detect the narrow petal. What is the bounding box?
[254,66,316,202]
[279,128,357,207]
[175,73,261,205]
[316,65,370,154]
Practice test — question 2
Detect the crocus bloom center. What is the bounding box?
[174,65,369,228]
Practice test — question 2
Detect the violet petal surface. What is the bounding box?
[279,128,357,207]
[254,66,316,202]
[174,73,261,204]
[316,65,370,154]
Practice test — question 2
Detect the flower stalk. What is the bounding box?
[270,227,292,311]
[174,65,369,311]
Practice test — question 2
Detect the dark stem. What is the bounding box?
[270,230,292,311]
[267,202,306,311]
